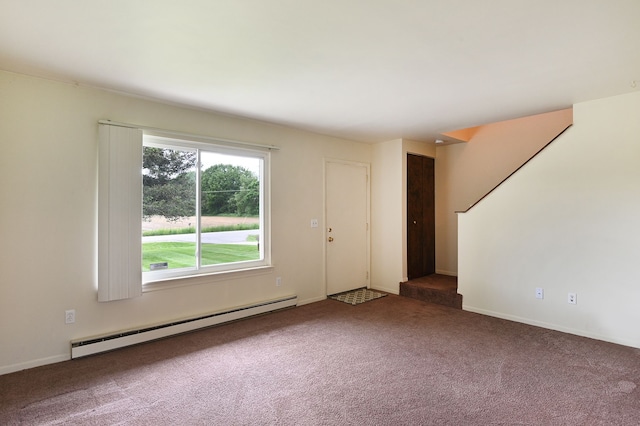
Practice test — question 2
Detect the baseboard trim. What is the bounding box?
[435,269,457,277]
[71,295,297,359]
[462,305,640,350]
[298,295,327,306]
[371,285,399,295]
[0,354,70,376]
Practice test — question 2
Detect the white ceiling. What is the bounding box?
[1,0,639,143]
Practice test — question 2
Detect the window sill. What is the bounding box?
[142,265,275,293]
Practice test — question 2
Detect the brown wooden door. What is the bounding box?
[407,154,435,280]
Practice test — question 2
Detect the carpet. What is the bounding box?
[2,295,640,425]
[329,287,387,305]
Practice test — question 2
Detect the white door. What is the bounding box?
[325,160,370,295]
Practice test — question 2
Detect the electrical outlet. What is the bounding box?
[65,309,76,324]
[276,277,282,287]
[535,288,544,299]
[310,219,318,228]
[568,293,577,305]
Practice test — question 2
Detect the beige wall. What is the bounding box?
[0,68,604,374]
[371,139,403,293]
[0,71,372,373]
[458,91,640,348]
[435,109,573,275]
[370,139,435,292]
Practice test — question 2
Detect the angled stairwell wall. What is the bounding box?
[458,91,640,349]
[435,108,573,276]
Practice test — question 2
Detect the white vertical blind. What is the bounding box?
[98,124,143,301]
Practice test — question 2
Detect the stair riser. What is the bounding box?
[400,285,462,309]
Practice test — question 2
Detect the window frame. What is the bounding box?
[141,134,271,285]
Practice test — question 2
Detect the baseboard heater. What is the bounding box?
[71,295,297,359]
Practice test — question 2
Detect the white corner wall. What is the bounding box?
[458,91,640,348]
[0,70,372,374]
[371,139,403,293]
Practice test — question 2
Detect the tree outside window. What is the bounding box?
[142,140,265,279]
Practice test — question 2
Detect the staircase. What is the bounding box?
[399,274,462,309]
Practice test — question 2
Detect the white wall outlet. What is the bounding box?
[568,293,577,305]
[276,277,282,287]
[65,309,76,324]
[310,219,318,228]
[535,288,544,299]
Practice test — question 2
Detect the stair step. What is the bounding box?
[400,274,462,309]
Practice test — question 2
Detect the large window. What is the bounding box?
[142,135,269,283]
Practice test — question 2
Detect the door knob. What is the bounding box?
[328,237,334,242]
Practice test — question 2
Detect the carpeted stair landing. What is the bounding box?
[400,274,462,309]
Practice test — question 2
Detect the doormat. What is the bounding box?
[329,288,387,305]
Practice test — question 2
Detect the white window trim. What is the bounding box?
[142,134,272,285]
[98,120,280,152]
[98,121,275,299]
[142,265,275,293]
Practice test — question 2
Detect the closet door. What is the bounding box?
[407,154,435,280]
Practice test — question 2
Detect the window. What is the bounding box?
[142,134,269,283]
[98,122,274,301]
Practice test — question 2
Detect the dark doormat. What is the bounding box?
[329,288,387,305]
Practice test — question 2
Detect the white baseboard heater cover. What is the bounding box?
[71,295,297,359]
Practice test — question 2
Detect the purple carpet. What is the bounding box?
[1,294,639,425]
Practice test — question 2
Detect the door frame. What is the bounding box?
[323,158,371,296]
[405,152,436,281]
